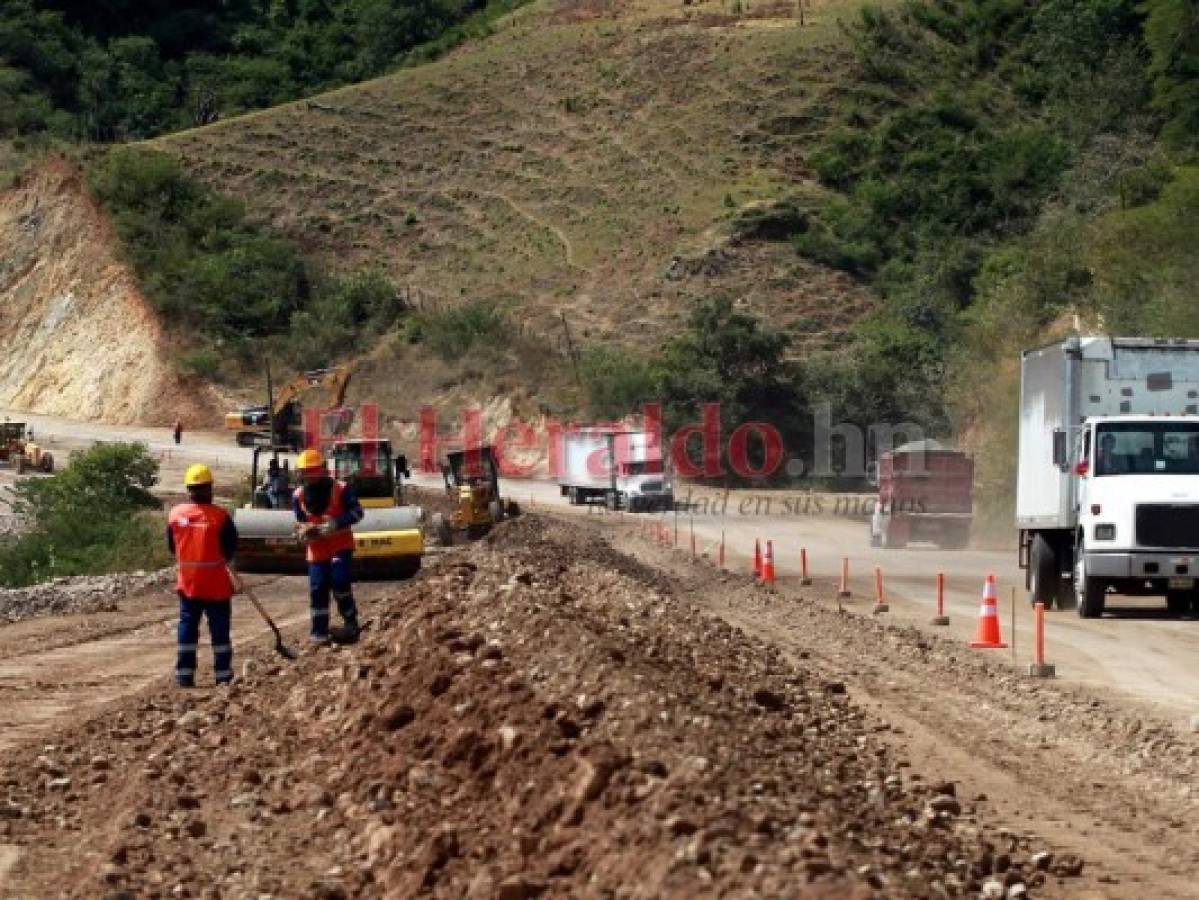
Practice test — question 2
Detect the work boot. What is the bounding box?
[330,620,360,645]
[176,677,195,689]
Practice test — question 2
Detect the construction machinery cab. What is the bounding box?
[431,445,518,545]
[248,445,295,509]
[331,439,411,508]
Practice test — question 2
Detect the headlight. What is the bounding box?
[1094,524,1117,541]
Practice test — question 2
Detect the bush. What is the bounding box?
[408,302,509,361]
[579,346,655,419]
[0,442,168,587]
[175,348,222,380]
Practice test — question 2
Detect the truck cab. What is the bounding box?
[1071,416,1199,617]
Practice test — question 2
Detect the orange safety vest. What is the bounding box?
[294,480,356,563]
[168,503,234,601]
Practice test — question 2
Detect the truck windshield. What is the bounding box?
[622,460,664,476]
[1094,423,1199,476]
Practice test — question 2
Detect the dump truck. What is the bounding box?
[1018,336,1199,618]
[557,429,673,512]
[430,445,518,545]
[868,440,973,549]
[0,422,54,474]
[233,439,423,577]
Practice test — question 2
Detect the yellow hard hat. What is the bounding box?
[184,463,214,487]
[296,447,325,470]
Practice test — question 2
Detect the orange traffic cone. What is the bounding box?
[752,539,762,579]
[762,540,776,586]
[969,575,1007,649]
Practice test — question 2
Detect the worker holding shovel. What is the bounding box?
[293,447,364,645]
[167,464,238,687]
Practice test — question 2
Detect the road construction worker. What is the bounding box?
[167,464,238,687]
[293,447,363,644]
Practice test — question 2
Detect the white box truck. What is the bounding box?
[557,429,674,512]
[1018,336,1199,618]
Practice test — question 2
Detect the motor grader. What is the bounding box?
[0,422,54,474]
[430,445,519,545]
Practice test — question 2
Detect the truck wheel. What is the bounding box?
[506,500,521,518]
[567,486,580,506]
[40,452,54,473]
[605,491,619,511]
[488,500,504,523]
[1029,534,1060,609]
[1075,548,1105,618]
[15,456,25,476]
[1166,591,1190,618]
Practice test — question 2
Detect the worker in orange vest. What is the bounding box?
[167,464,238,687]
[293,447,364,644]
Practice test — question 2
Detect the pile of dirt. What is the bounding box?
[0,569,172,624]
[0,517,1078,898]
[0,160,220,426]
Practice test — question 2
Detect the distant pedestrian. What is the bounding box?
[167,464,238,687]
[174,419,183,445]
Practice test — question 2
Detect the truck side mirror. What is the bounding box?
[1052,429,1068,468]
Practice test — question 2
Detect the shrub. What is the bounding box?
[0,442,167,587]
[175,348,222,380]
[409,302,509,361]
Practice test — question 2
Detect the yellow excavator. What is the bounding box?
[224,365,353,451]
[233,439,423,577]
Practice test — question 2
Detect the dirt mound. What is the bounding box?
[0,517,1076,898]
[0,159,220,426]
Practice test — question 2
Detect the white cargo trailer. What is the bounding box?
[1017,336,1199,617]
[557,429,673,512]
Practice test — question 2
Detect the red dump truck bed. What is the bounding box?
[871,448,974,549]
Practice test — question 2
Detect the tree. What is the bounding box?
[1144,0,1199,143]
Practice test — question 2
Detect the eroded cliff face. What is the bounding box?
[0,159,218,426]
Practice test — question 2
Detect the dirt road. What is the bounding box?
[7,408,1199,722]
[6,514,1195,897]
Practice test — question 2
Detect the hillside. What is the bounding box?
[155,0,875,370]
[0,159,220,426]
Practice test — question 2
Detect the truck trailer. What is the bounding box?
[557,429,674,512]
[1017,336,1199,618]
[869,440,973,549]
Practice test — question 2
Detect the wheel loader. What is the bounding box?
[0,422,54,474]
[430,445,519,545]
[233,440,424,577]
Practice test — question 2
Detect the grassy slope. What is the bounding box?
[154,0,875,370]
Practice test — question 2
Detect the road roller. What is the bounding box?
[233,441,424,577]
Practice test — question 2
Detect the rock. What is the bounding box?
[90,756,111,772]
[1189,713,1199,733]
[177,711,204,732]
[1006,884,1028,899]
[665,816,698,836]
[752,688,787,712]
[1050,854,1084,878]
[132,812,152,828]
[496,875,545,900]
[823,681,847,695]
[928,795,961,816]
[981,879,1005,900]
[185,819,206,838]
[381,703,415,730]
[497,725,520,752]
[1031,851,1053,871]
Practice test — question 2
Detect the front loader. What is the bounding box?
[0,422,54,474]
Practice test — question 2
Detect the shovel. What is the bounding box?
[229,568,298,661]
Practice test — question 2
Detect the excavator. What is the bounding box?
[224,365,353,451]
[233,439,424,577]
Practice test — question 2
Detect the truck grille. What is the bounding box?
[640,481,664,493]
[1135,504,1199,548]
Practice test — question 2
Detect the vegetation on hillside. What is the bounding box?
[582,297,808,481]
[0,443,169,587]
[0,0,524,142]
[790,0,1199,521]
[87,147,406,373]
